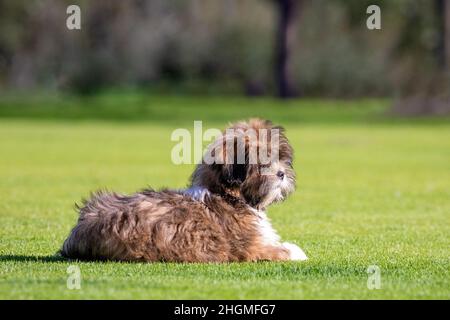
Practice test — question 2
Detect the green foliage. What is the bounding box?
[0,0,445,97]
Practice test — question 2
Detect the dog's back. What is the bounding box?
[60,189,250,262]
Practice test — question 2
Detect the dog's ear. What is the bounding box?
[240,178,262,208]
[210,134,249,187]
[220,163,247,187]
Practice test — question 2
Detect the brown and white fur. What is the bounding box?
[61,119,307,262]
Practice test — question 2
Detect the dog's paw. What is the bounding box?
[282,242,308,261]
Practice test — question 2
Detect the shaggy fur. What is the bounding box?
[61,119,307,262]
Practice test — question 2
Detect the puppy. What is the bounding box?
[61,119,307,262]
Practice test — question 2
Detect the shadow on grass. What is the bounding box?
[0,254,66,263]
[0,254,144,264]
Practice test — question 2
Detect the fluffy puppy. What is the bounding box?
[61,119,307,262]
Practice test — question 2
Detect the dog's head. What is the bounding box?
[190,119,295,210]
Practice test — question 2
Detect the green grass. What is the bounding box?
[0,92,449,299]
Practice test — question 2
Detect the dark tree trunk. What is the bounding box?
[275,0,300,99]
[435,0,445,67]
[445,0,450,69]
[435,0,450,69]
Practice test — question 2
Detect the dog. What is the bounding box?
[61,119,307,262]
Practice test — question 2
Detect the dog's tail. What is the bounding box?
[60,191,108,260]
[60,190,137,261]
[60,222,94,260]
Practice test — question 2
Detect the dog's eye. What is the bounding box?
[286,160,293,167]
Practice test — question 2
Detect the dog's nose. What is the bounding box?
[276,171,285,180]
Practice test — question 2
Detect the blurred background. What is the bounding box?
[0,0,449,115]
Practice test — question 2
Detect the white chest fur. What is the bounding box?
[253,209,281,245]
[251,208,308,261]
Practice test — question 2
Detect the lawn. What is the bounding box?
[0,92,449,299]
